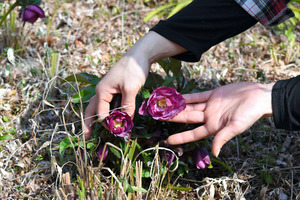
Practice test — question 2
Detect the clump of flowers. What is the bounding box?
[139,86,186,120]
[96,144,108,161]
[0,0,45,27]
[103,110,134,138]
[193,147,211,169]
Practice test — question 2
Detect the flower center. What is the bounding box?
[114,120,123,128]
[157,98,167,109]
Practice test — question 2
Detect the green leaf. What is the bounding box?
[2,116,9,122]
[142,169,151,178]
[59,137,79,155]
[143,3,175,22]
[144,72,165,89]
[169,186,191,192]
[59,138,71,155]
[157,58,171,75]
[72,85,96,103]
[162,76,176,87]
[19,0,42,7]
[141,89,150,99]
[63,73,101,85]
[0,135,12,141]
[170,58,182,77]
[131,186,148,193]
[211,158,233,173]
[126,182,134,193]
[168,0,192,17]
[260,171,273,184]
[86,143,96,149]
[127,140,137,161]
[109,146,122,159]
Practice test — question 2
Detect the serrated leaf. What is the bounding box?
[0,135,12,141]
[72,85,96,103]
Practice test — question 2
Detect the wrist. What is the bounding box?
[261,83,275,117]
[126,31,186,65]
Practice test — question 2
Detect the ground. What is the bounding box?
[0,0,299,199]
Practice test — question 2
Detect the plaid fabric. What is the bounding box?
[234,0,294,26]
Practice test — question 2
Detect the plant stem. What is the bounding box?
[0,2,19,28]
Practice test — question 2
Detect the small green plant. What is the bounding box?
[144,0,192,22]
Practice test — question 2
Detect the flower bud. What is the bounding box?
[96,144,108,161]
[193,147,211,169]
[162,150,175,168]
[21,5,45,24]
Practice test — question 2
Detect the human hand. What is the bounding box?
[166,82,274,157]
[84,31,186,139]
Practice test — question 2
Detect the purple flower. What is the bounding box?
[104,110,134,138]
[148,130,163,144]
[139,86,186,120]
[21,5,45,24]
[193,147,211,169]
[96,144,108,161]
[162,150,175,168]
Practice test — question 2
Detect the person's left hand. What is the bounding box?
[166,82,274,157]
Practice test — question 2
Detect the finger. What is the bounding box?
[95,85,114,118]
[121,89,137,118]
[183,90,212,104]
[84,96,98,140]
[184,103,206,112]
[167,111,204,123]
[166,125,211,145]
[211,124,240,157]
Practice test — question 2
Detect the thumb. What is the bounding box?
[212,125,240,157]
[84,96,98,140]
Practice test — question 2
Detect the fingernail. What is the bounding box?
[216,149,220,158]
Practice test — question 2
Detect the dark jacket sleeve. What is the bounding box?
[150,0,257,62]
[272,75,300,130]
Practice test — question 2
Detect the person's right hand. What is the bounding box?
[84,31,187,139]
